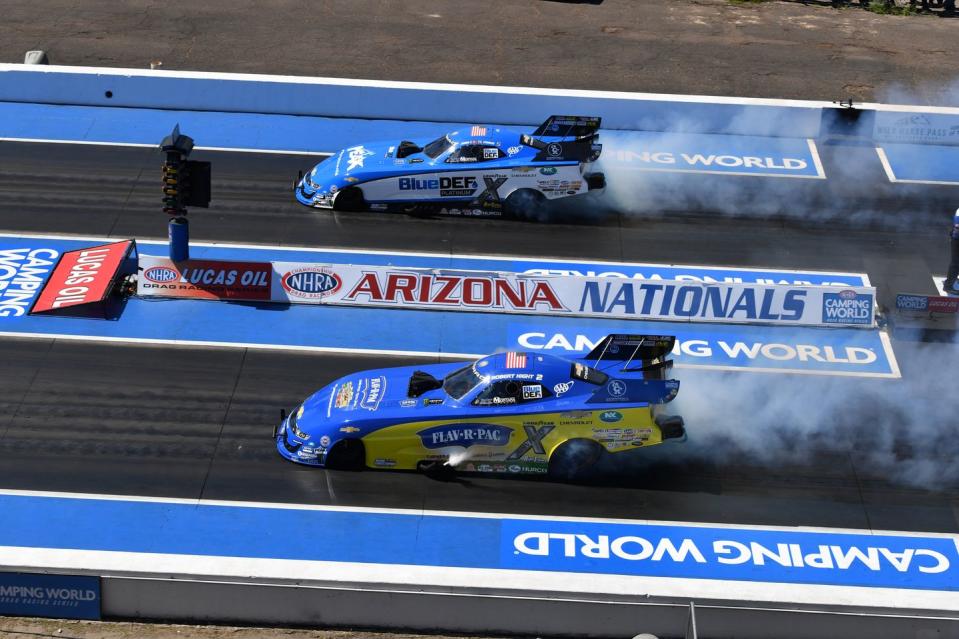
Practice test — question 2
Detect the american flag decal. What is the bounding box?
[505,352,527,369]
[471,125,487,137]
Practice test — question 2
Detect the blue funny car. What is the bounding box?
[294,115,606,218]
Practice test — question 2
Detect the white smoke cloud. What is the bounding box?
[670,339,959,490]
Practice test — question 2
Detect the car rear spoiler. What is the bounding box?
[521,115,603,162]
[582,334,676,379]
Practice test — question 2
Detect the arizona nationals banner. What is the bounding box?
[270,261,876,328]
[138,255,875,327]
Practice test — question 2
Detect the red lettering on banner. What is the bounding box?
[347,273,384,301]
[433,276,460,305]
[342,270,566,311]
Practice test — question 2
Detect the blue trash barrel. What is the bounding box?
[168,217,189,262]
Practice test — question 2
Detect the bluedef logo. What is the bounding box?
[418,423,512,449]
[282,267,341,299]
[822,290,872,325]
[398,176,477,197]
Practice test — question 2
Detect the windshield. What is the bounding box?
[443,364,485,399]
[424,134,453,159]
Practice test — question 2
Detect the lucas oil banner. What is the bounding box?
[138,255,271,301]
[270,262,876,328]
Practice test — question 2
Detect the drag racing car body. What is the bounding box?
[274,335,685,479]
[294,115,605,218]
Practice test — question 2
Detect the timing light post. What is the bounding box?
[160,125,211,261]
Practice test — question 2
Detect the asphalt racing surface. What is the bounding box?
[1,141,957,534]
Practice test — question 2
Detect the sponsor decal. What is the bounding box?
[539,166,558,175]
[31,241,132,314]
[345,176,359,183]
[345,271,566,311]
[471,126,488,137]
[492,396,516,405]
[398,176,478,197]
[374,458,397,467]
[896,294,928,311]
[418,423,513,449]
[0,572,101,620]
[875,114,959,144]
[546,143,563,157]
[507,146,522,156]
[346,145,374,172]
[319,435,331,447]
[0,247,59,318]
[424,398,444,406]
[483,148,499,160]
[137,256,272,301]
[399,399,416,407]
[281,266,342,300]
[340,426,361,433]
[553,380,575,396]
[607,380,627,397]
[822,290,872,325]
[600,410,623,423]
[334,382,354,409]
[928,297,959,313]
[507,424,555,460]
[144,266,178,283]
[359,376,387,411]
[522,384,543,400]
[508,464,522,473]
[475,176,508,204]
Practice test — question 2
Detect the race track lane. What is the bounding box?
[0,140,947,297]
[0,338,955,534]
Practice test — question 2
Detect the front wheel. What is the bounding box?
[332,186,367,212]
[326,439,365,470]
[548,439,604,482]
[504,188,547,221]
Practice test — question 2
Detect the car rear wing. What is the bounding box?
[531,115,602,139]
[582,334,676,379]
[522,115,603,162]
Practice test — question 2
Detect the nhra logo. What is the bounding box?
[143,266,179,283]
[282,267,342,299]
[418,423,513,449]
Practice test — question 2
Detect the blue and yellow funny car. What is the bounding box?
[294,115,605,218]
[274,334,685,479]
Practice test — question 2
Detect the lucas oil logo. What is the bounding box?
[144,266,179,283]
[418,423,513,449]
[282,267,342,299]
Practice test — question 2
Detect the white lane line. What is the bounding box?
[877,331,901,379]
[0,136,332,156]
[0,231,873,282]
[875,147,898,183]
[807,138,826,179]
[2,487,955,537]
[0,330,898,378]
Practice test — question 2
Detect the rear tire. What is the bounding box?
[332,186,366,212]
[326,439,365,470]
[504,188,547,220]
[548,439,604,482]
